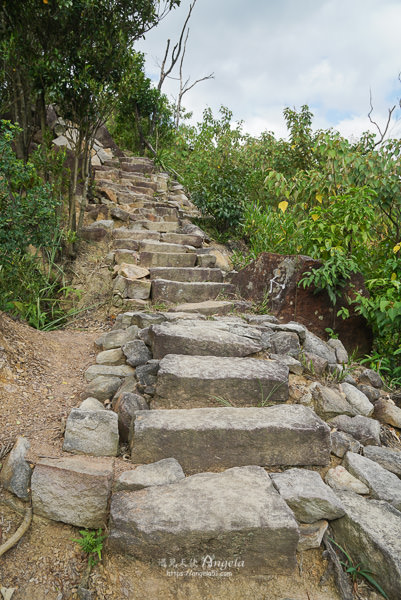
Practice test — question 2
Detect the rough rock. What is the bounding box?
[0,436,32,501]
[114,392,149,442]
[330,491,401,600]
[269,332,301,357]
[311,383,356,420]
[63,409,119,457]
[373,397,401,428]
[109,466,299,573]
[117,264,149,280]
[79,397,105,411]
[298,520,328,552]
[328,414,381,446]
[114,458,185,491]
[168,300,234,316]
[96,326,139,350]
[270,354,304,375]
[327,338,348,363]
[303,330,337,364]
[324,465,369,494]
[95,348,125,366]
[122,340,152,367]
[363,445,401,477]
[84,364,135,382]
[343,451,401,509]
[357,384,380,402]
[339,382,374,417]
[270,468,345,523]
[31,456,113,528]
[301,351,328,376]
[330,430,361,458]
[131,405,331,472]
[84,376,121,402]
[155,354,289,407]
[359,368,383,389]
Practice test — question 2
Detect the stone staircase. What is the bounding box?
[3,155,401,598]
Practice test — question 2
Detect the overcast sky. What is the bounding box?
[136,0,401,140]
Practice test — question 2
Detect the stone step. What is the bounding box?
[160,232,203,247]
[139,240,195,254]
[132,220,179,233]
[120,161,154,174]
[168,300,235,315]
[109,466,299,573]
[151,279,234,303]
[139,252,197,268]
[154,354,289,407]
[112,228,160,241]
[196,253,217,267]
[130,405,330,471]
[149,267,224,283]
[148,320,262,358]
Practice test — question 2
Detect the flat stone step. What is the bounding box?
[109,466,299,573]
[112,228,160,241]
[154,354,289,407]
[139,252,197,268]
[131,405,330,471]
[160,232,203,247]
[151,279,234,303]
[168,300,235,315]
[139,240,195,254]
[149,267,223,283]
[149,320,262,358]
[142,221,179,233]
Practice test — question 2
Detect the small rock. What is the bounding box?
[357,384,381,402]
[343,451,401,509]
[359,368,383,389]
[84,376,121,401]
[114,392,149,442]
[270,332,301,358]
[327,338,348,363]
[324,465,369,494]
[118,264,149,280]
[363,445,401,477]
[311,383,356,420]
[79,398,105,411]
[84,364,135,382]
[270,468,345,523]
[303,330,337,364]
[328,414,381,446]
[373,397,401,428]
[122,340,152,367]
[96,326,139,350]
[0,436,32,500]
[301,351,328,376]
[63,409,119,457]
[270,354,304,375]
[114,458,185,491]
[96,348,125,366]
[339,382,374,417]
[298,520,328,551]
[330,430,361,458]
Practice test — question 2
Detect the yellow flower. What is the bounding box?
[393,243,401,254]
[311,214,319,222]
[316,193,323,204]
[278,200,288,213]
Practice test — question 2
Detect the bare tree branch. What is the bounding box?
[368,88,396,147]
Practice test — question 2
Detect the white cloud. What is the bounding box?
[136,0,401,139]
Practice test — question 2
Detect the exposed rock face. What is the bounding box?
[331,491,401,600]
[31,456,114,528]
[109,466,300,573]
[231,252,372,354]
[131,405,331,472]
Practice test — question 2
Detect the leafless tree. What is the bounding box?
[368,76,401,147]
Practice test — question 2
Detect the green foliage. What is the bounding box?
[72,529,107,567]
[330,538,389,599]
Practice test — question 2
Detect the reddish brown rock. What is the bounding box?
[231,252,372,354]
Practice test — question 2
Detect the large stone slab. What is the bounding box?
[169,300,234,315]
[131,405,331,472]
[63,408,119,457]
[149,321,262,359]
[270,468,345,523]
[139,240,195,254]
[109,466,299,573]
[149,267,224,282]
[155,354,289,407]
[151,279,234,304]
[343,451,401,509]
[331,491,401,600]
[139,251,196,268]
[31,456,113,528]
